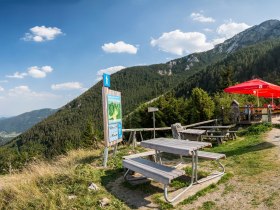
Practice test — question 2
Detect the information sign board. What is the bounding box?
[107,95,122,142]
[102,87,122,147]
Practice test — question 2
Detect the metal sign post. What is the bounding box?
[102,73,123,167]
[148,107,159,139]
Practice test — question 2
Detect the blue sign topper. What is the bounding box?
[103,74,110,88]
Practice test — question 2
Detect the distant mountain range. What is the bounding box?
[6,19,280,158]
[0,108,57,133]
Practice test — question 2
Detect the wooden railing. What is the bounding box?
[123,119,218,147]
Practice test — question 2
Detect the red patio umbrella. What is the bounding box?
[224,79,280,106]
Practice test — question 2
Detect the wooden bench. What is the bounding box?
[123,150,157,160]
[197,151,225,160]
[195,151,226,183]
[123,157,185,185]
[123,150,226,183]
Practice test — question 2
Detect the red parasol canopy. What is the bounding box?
[224,79,280,105]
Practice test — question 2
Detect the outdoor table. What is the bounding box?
[141,138,211,202]
[195,125,235,136]
[179,128,206,141]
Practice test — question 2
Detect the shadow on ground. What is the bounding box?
[101,168,164,209]
[224,141,275,157]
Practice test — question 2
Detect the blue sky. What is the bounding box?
[0,0,280,116]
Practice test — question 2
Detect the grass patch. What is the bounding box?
[0,123,278,209]
[238,122,272,136]
[0,146,140,210]
[222,184,235,196]
[205,129,276,176]
[263,191,279,207]
[152,194,174,210]
[199,201,216,210]
[179,183,217,205]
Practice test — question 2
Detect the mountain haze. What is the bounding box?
[0,108,57,133]
[5,19,280,158]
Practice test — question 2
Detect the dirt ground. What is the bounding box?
[178,128,280,210]
[109,128,280,209]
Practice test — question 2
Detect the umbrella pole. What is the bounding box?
[257,91,259,107]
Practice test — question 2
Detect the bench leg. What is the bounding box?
[217,137,222,145]
[155,150,162,164]
[163,151,196,203]
[197,159,225,184]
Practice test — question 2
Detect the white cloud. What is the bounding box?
[6,66,53,79]
[0,86,60,116]
[0,86,4,92]
[28,66,47,78]
[190,13,215,23]
[6,72,27,79]
[102,41,138,54]
[9,85,31,95]
[22,26,63,42]
[8,85,57,98]
[41,66,53,73]
[51,82,84,90]
[217,21,251,39]
[151,30,213,55]
[96,66,126,81]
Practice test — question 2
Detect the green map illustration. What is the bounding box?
[108,98,122,121]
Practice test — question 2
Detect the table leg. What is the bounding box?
[191,151,195,184]
[195,150,198,183]
[164,151,195,203]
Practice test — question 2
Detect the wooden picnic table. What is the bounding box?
[195,125,235,130]
[195,125,236,144]
[179,128,207,141]
[140,138,211,202]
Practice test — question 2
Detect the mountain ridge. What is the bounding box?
[0,108,57,133]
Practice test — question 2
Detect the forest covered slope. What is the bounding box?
[2,19,280,165]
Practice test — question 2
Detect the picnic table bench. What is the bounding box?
[122,138,226,203]
[179,128,207,141]
[123,157,185,185]
[195,125,237,144]
[171,123,206,141]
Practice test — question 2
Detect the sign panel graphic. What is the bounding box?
[107,94,122,142]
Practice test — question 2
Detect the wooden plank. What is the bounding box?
[123,158,185,185]
[131,158,185,177]
[122,119,217,132]
[180,129,206,135]
[204,135,226,138]
[195,125,235,129]
[123,150,156,159]
[141,138,211,156]
[197,151,226,160]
